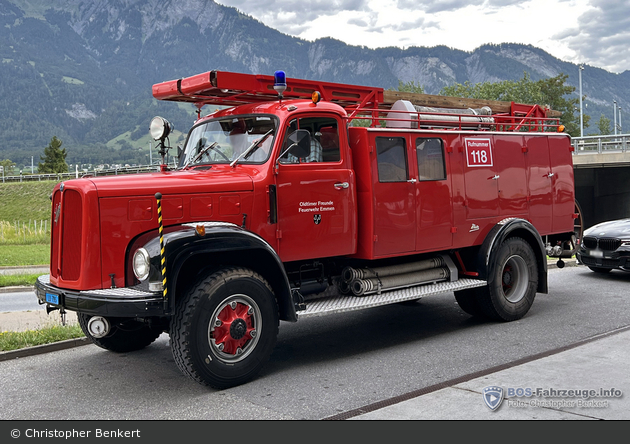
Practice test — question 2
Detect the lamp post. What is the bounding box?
[614,101,618,135]
[578,65,584,137]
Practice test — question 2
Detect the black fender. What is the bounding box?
[476,218,548,294]
[135,222,296,322]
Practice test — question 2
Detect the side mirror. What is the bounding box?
[286,129,311,159]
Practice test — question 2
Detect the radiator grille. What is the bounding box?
[583,236,621,251]
[50,191,61,278]
[60,189,83,280]
[599,238,621,251]
[582,236,597,249]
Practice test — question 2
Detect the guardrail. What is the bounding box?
[572,134,630,154]
[2,135,628,182]
[1,165,160,183]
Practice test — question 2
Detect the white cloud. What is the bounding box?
[216,0,630,73]
[555,0,630,73]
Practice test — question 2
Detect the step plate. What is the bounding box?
[298,278,487,319]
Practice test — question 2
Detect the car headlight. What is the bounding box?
[133,248,151,281]
[621,240,630,247]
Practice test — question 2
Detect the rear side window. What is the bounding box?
[376,137,408,182]
[416,138,446,181]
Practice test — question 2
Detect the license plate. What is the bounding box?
[45,293,59,305]
[590,250,603,258]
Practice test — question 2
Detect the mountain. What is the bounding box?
[1,0,628,169]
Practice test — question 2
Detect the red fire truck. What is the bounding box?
[36,70,578,389]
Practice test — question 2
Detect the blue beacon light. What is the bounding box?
[274,70,287,99]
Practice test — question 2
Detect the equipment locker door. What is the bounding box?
[548,136,575,233]
[462,137,500,219]
[524,135,553,234]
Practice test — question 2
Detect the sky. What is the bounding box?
[215,0,630,74]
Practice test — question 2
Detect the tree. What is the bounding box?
[440,73,589,137]
[393,79,425,94]
[0,159,16,175]
[38,136,68,174]
[596,114,611,135]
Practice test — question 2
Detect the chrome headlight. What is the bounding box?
[133,248,151,281]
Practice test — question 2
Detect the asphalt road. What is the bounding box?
[0,289,40,312]
[1,265,629,420]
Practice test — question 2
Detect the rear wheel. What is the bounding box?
[170,267,279,389]
[477,237,539,321]
[78,314,163,352]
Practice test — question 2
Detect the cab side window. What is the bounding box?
[280,116,340,163]
[416,138,446,181]
[376,137,408,182]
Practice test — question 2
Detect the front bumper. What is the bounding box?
[35,275,168,318]
[576,249,630,270]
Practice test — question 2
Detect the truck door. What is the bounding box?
[274,115,356,262]
[372,135,416,257]
[412,137,453,251]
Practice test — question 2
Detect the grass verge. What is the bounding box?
[0,324,85,352]
[0,243,49,266]
[0,273,40,287]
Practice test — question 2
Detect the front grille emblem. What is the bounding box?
[54,203,61,225]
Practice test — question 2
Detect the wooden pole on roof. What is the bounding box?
[382,90,562,118]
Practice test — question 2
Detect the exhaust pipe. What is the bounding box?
[87,316,110,338]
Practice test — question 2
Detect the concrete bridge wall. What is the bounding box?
[573,151,630,230]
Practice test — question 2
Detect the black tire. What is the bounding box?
[78,314,163,352]
[476,237,539,321]
[588,266,612,274]
[170,267,279,389]
[454,288,484,317]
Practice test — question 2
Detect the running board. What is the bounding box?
[297,278,487,319]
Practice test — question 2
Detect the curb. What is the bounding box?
[0,337,91,362]
[0,286,35,294]
[0,265,48,276]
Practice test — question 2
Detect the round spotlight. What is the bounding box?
[150,116,173,141]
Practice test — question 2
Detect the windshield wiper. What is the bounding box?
[230,129,275,168]
[182,141,219,169]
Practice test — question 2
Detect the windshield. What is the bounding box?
[179,115,277,168]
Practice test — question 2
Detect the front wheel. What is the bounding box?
[477,237,539,321]
[170,267,279,389]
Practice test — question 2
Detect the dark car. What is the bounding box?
[577,218,630,273]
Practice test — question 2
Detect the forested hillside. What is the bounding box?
[1,0,628,170]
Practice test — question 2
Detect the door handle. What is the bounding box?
[407,178,417,183]
[334,182,349,190]
[547,172,555,178]
[489,175,500,180]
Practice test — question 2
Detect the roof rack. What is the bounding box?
[152,70,562,125]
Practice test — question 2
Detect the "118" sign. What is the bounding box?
[465,139,493,167]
